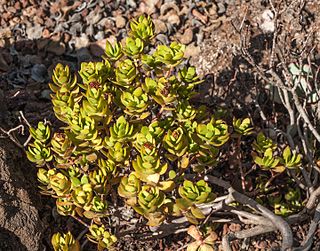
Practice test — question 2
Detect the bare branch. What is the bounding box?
[0,126,24,149]
[204,175,293,250]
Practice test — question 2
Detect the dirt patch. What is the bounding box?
[0,139,45,251]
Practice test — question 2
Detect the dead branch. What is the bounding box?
[0,125,24,148]
[305,186,320,211]
[204,175,293,250]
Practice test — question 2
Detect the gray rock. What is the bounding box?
[217,2,226,14]
[94,31,105,41]
[70,23,83,35]
[31,64,48,83]
[40,89,52,100]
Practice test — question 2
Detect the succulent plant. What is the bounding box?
[106,116,136,146]
[132,154,168,183]
[282,146,301,169]
[195,117,229,147]
[67,109,103,149]
[120,87,149,117]
[154,42,185,66]
[29,121,51,143]
[233,117,254,136]
[118,172,141,205]
[152,77,178,106]
[163,127,189,157]
[252,148,282,171]
[49,172,71,196]
[187,226,217,251]
[134,185,165,214]
[133,185,167,226]
[72,183,93,211]
[89,168,109,194]
[26,140,53,166]
[91,196,108,213]
[51,88,81,123]
[252,132,277,154]
[267,187,302,216]
[175,180,216,224]
[115,59,138,87]
[51,132,73,162]
[104,40,122,61]
[176,100,197,122]
[87,224,117,250]
[25,15,235,250]
[123,37,144,57]
[50,64,77,93]
[129,15,154,42]
[107,141,130,163]
[79,61,110,85]
[51,231,80,251]
[178,180,215,205]
[37,168,50,185]
[81,84,112,121]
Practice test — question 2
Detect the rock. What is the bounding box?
[166,11,180,26]
[156,34,169,44]
[47,41,66,55]
[154,19,167,34]
[40,89,52,100]
[63,32,71,43]
[26,24,43,40]
[184,42,201,58]
[0,140,45,251]
[86,24,95,37]
[217,2,226,15]
[94,31,105,41]
[97,17,113,29]
[139,0,161,14]
[75,34,90,49]
[69,23,83,35]
[36,39,50,51]
[42,28,50,38]
[209,4,218,17]
[115,16,126,29]
[90,39,107,57]
[179,28,193,45]
[31,64,48,83]
[192,9,208,24]
[127,0,137,8]
[229,223,241,232]
[260,9,275,33]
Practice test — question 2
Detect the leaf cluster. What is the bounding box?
[26,15,230,249]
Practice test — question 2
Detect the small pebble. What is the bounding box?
[180,28,193,45]
[217,2,226,14]
[115,16,126,29]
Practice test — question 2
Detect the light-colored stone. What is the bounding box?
[184,43,201,58]
[115,16,126,29]
[179,28,193,45]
